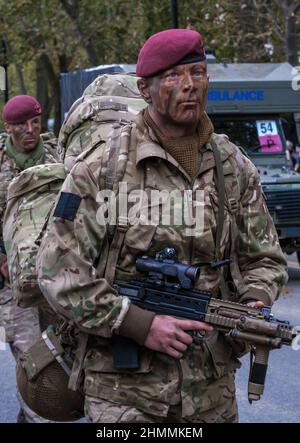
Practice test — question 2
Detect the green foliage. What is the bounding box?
[0,0,299,131]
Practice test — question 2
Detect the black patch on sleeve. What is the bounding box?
[53,192,82,221]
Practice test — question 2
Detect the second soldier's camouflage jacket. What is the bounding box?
[37,113,288,418]
[0,132,59,304]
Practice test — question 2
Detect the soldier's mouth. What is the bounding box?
[179,101,198,106]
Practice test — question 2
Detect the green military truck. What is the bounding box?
[206,62,300,265]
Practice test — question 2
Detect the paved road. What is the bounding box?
[0,255,299,423]
[236,254,300,423]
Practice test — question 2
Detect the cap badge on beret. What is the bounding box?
[34,103,42,113]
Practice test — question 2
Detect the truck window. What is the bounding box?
[211,115,286,155]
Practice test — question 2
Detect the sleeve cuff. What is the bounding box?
[240,287,272,306]
[118,304,155,345]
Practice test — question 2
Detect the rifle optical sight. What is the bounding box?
[136,247,200,289]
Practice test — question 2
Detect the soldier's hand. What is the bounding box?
[246,300,264,309]
[144,315,213,359]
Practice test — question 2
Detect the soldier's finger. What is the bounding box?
[166,346,183,359]
[174,329,193,346]
[171,339,188,353]
[247,300,264,309]
[176,319,213,332]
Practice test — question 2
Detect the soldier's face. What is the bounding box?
[4,115,42,153]
[139,61,209,129]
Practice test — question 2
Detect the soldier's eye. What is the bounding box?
[166,71,179,79]
[193,70,207,78]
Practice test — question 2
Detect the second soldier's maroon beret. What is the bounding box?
[3,95,42,124]
[136,28,206,78]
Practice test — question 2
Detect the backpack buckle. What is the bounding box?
[117,216,129,232]
[228,198,238,214]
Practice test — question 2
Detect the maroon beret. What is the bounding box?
[136,28,206,78]
[3,95,42,124]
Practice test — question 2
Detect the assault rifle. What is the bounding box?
[113,247,298,403]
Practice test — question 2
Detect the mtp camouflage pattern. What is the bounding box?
[0,285,52,423]
[0,131,59,306]
[0,286,40,357]
[58,73,146,171]
[3,163,67,308]
[0,132,59,422]
[37,112,288,422]
[85,374,238,423]
[0,132,59,247]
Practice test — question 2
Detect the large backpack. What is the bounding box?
[3,163,67,307]
[58,73,147,171]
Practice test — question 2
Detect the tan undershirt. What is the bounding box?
[143,107,214,180]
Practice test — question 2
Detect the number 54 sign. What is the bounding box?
[0,66,6,91]
[256,120,282,153]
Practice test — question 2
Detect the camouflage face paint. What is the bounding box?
[147,61,209,133]
[5,115,42,153]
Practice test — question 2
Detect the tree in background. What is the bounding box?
[0,0,299,134]
[0,0,88,133]
[275,0,300,66]
[178,0,300,63]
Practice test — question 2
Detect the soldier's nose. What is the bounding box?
[25,122,34,133]
[182,73,194,91]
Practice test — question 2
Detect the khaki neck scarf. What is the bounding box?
[143,107,214,180]
[5,136,45,171]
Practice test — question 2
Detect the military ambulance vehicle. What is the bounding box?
[206,62,300,266]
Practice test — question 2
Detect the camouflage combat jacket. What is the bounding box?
[37,114,288,418]
[0,132,59,304]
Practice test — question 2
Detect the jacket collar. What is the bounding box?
[134,113,235,180]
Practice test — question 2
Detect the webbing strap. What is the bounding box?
[104,168,144,285]
[69,124,133,390]
[68,332,88,391]
[210,139,232,300]
[98,101,128,112]
[106,124,124,190]
[104,124,145,285]
[210,139,225,261]
[0,147,5,167]
[104,223,128,285]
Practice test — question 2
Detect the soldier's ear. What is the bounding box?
[137,78,152,104]
[4,122,12,135]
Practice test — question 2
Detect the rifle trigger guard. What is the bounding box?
[192,330,206,343]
